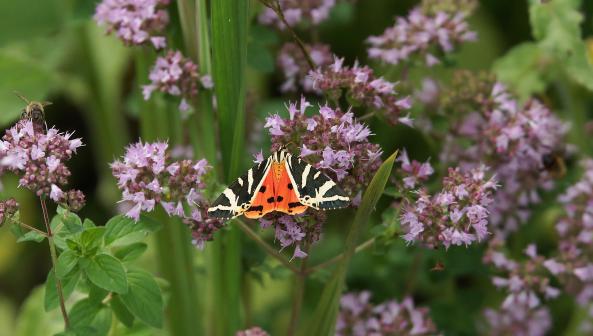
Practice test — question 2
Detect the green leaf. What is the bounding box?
[104,215,159,246]
[83,254,128,294]
[529,0,582,54]
[492,42,553,100]
[16,229,46,243]
[80,227,105,252]
[111,295,135,328]
[55,250,79,279]
[62,212,83,233]
[306,151,398,336]
[564,41,593,91]
[83,218,97,228]
[210,1,249,335]
[69,300,112,336]
[114,243,148,262]
[120,270,164,328]
[44,269,79,312]
[69,299,101,328]
[88,284,109,304]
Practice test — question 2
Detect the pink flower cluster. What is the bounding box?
[1,120,85,210]
[309,57,412,125]
[94,0,169,49]
[367,7,476,66]
[482,242,559,336]
[0,198,18,227]
[236,327,269,336]
[265,97,383,198]
[142,51,213,112]
[259,211,325,260]
[111,141,221,248]
[259,0,337,29]
[442,82,569,236]
[277,42,333,92]
[336,291,438,336]
[396,149,434,189]
[546,159,593,305]
[400,166,498,248]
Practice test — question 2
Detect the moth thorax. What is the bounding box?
[272,161,285,181]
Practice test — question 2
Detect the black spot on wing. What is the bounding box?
[276,196,284,202]
[267,197,275,204]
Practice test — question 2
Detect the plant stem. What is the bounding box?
[11,219,48,237]
[40,198,70,329]
[262,0,315,70]
[305,237,376,275]
[235,219,299,273]
[287,246,309,336]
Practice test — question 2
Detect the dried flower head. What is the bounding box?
[400,165,498,248]
[94,0,170,49]
[111,141,220,248]
[308,57,412,125]
[265,97,383,199]
[142,50,213,112]
[336,291,438,336]
[0,198,19,227]
[278,42,333,92]
[259,0,338,29]
[367,6,476,67]
[1,120,85,209]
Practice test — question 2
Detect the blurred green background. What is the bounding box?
[0,0,592,335]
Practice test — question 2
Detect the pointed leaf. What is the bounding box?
[83,254,128,294]
[306,151,398,336]
[44,268,80,312]
[120,270,164,328]
[55,250,79,279]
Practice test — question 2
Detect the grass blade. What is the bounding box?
[208,0,250,335]
[305,151,398,336]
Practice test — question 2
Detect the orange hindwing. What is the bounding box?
[244,161,307,219]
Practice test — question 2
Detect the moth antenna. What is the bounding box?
[13,91,30,104]
[42,101,53,107]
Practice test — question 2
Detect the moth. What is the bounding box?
[15,92,51,129]
[208,148,350,220]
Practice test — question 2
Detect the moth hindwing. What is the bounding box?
[207,157,272,219]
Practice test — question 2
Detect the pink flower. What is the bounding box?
[94,0,169,49]
[367,7,476,66]
[259,0,338,29]
[143,50,212,111]
[400,166,498,248]
[336,291,438,336]
[1,120,85,210]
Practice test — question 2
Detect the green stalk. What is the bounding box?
[79,23,131,204]
[305,151,398,336]
[208,0,250,334]
[136,49,202,336]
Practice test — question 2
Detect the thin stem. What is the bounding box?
[261,0,316,70]
[359,112,376,121]
[235,219,300,273]
[40,198,70,329]
[10,219,48,237]
[287,246,309,336]
[305,237,376,275]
